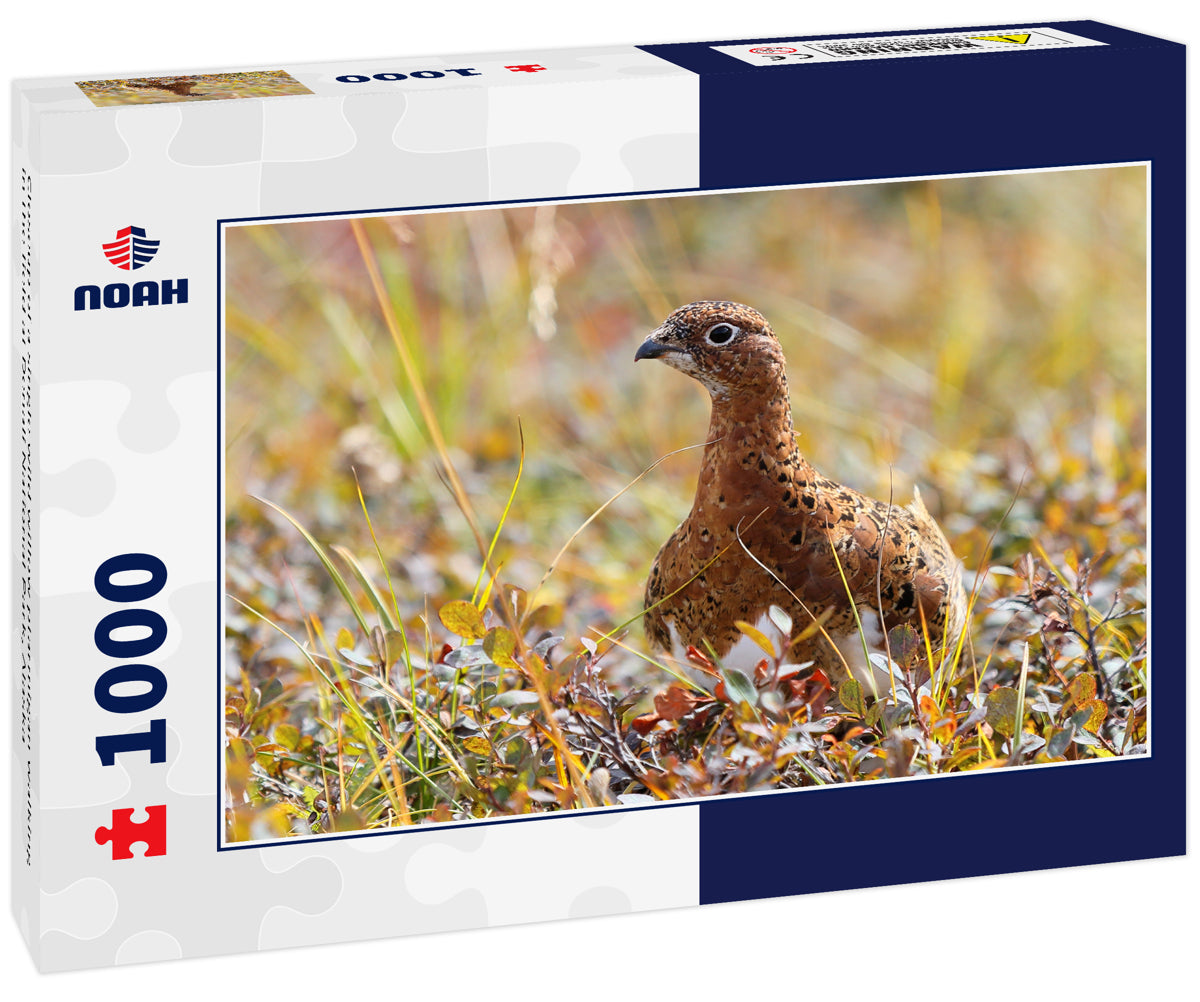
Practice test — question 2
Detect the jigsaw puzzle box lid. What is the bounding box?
[11,20,1183,971]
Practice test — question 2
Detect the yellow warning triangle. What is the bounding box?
[971,33,1031,44]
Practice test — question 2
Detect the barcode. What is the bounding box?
[819,39,982,56]
[713,27,1106,68]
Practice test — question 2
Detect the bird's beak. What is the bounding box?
[634,337,675,362]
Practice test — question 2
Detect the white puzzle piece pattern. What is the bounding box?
[21,47,703,969]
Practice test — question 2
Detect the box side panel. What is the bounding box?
[693,41,1185,906]
[11,84,41,968]
[28,62,703,970]
[690,37,1177,190]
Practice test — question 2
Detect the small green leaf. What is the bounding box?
[865,699,885,729]
[503,736,532,766]
[722,667,758,707]
[986,687,1020,738]
[439,600,486,641]
[768,605,793,637]
[1046,725,1074,758]
[259,676,284,706]
[483,627,520,670]
[838,678,865,718]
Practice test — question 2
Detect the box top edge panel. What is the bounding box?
[12,20,1182,117]
[12,43,687,115]
[643,18,1182,51]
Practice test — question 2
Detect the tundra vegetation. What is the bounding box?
[224,168,1147,840]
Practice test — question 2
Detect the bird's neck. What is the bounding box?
[697,373,817,509]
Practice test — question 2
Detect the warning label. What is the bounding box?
[714,26,1105,67]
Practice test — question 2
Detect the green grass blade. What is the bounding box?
[255,496,372,637]
[331,544,396,631]
[472,419,524,607]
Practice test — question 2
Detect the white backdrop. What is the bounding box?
[4,0,1196,996]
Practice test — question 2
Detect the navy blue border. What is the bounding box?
[641,21,1183,191]
[654,22,1187,905]
[638,19,1179,76]
[216,24,1184,894]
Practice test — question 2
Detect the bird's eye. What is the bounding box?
[705,323,739,345]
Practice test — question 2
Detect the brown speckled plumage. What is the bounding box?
[128,78,201,97]
[636,301,965,684]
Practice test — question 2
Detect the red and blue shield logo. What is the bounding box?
[102,225,160,271]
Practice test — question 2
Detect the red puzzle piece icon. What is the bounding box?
[95,805,167,860]
[504,64,547,73]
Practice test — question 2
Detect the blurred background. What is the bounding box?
[225,165,1146,665]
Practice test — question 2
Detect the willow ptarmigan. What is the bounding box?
[635,301,966,691]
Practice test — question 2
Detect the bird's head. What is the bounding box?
[634,301,785,398]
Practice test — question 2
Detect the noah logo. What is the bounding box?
[102,225,160,270]
[74,224,188,311]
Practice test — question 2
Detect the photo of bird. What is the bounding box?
[75,70,314,107]
[225,171,1146,829]
[636,301,966,691]
[127,76,202,97]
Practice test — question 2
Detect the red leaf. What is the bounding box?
[653,685,704,721]
[685,645,720,678]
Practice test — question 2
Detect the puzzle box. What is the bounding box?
[12,19,1184,971]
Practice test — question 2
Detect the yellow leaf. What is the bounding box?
[985,687,1020,738]
[463,736,492,756]
[383,629,409,667]
[226,737,255,764]
[921,694,956,742]
[336,627,355,652]
[734,619,775,657]
[254,742,287,765]
[439,600,486,641]
[1066,673,1097,707]
[1079,698,1108,733]
[274,723,299,751]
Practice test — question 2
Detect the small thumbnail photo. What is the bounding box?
[76,69,313,107]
